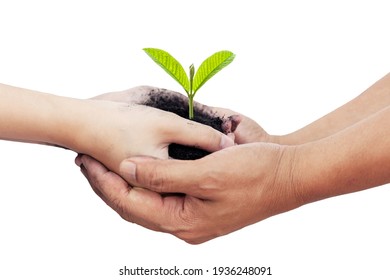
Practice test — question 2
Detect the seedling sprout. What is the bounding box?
[143,48,235,119]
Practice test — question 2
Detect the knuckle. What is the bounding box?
[174,228,202,245]
[167,204,209,244]
[197,168,222,195]
[183,237,203,245]
[145,165,167,192]
[159,211,199,243]
[174,227,211,245]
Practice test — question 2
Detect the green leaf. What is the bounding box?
[143,48,190,93]
[193,50,235,94]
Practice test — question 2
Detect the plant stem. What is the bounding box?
[188,95,194,119]
[188,64,195,119]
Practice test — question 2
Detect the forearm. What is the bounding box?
[275,73,390,145]
[296,105,390,204]
[0,83,88,149]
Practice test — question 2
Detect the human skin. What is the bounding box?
[215,72,390,145]
[0,84,234,174]
[77,73,390,244]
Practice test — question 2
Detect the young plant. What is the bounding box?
[143,48,235,119]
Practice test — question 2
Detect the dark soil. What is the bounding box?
[143,90,226,160]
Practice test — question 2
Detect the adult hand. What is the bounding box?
[76,143,302,244]
[211,107,272,144]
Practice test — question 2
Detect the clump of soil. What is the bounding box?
[143,89,232,160]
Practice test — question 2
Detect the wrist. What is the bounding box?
[291,138,347,205]
[44,96,92,150]
[57,99,130,172]
[0,85,90,149]
[273,141,333,209]
[273,144,307,209]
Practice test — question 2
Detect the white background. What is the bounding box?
[1,1,389,279]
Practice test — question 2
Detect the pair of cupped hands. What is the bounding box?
[75,86,300,244]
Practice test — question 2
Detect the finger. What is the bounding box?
[118,187,186,232]
[79,163,88,178]
[80,155,129,207]
[227,132,236,143]
[75,153,83,167]
[220,114,241,134]
[119,157,207,197]
[165,118,234,152]
[81,156,186,232]
[80,155,111,177]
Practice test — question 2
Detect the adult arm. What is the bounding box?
[296,105,390,203]
[278,73,390,145]
[77,105,390,244]
[211,73,390,145]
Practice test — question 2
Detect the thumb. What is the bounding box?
[119,157,203,196]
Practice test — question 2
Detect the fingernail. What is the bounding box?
[120,160,137,182]
[220,134,234,149]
